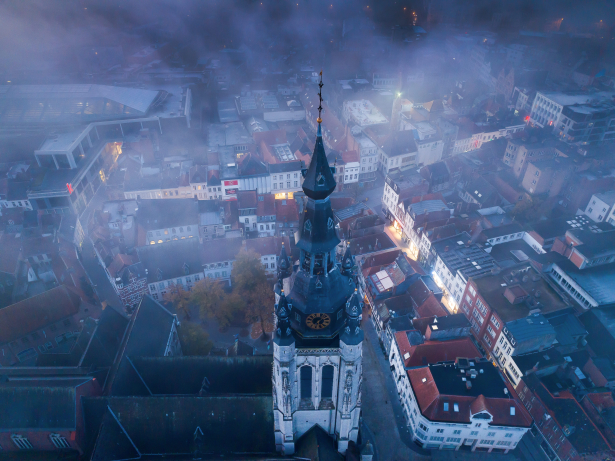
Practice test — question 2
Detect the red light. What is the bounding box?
[66,183,74,194]
[524,116,530,121]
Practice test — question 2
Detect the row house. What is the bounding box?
[460,263,569,367]
[256,194,276,237]
[198,199,238,241]
[138,239,208,301]
[269,161,302,200]
[381,171,429,224]
[398,197,450,258]
[237,190,258,237]
[431,231,498,312]
[105,253,148,313]
[275,197,299,238]
[136,198,199,247]
[245,236,290,277]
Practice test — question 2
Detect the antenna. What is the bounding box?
[317,70,324,124]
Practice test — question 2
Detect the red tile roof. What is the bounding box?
[408,365,532,427]
[257,194,276,216]
[341,150,359,163]
[275,199,299,223]
[415,293,448,318]
[395,335,481,368]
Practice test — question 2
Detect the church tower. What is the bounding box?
[272,74,363,455]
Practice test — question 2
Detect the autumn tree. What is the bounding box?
[163,283,192,320]
[178,322,214,356]
[232,250,275,338]
[190,277,238,328]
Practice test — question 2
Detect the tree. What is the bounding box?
[190,277,238,328]
[163,283,192,320]
[231,250,269,294]
[178,322,214,356]
[231,250,275,338]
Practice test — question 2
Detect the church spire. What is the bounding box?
[301,71,336,200]
[274,289,294,346]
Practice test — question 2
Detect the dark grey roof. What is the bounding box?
[36,308,129,369]
[136,199,199,231]
[432,232,498,279]
[137,239,204,284]
[388,315,414,333]
[91,395,277,458]
[130,356,273,395]
[545,310,587,348]
[480,222,524,239]
[269,160,302,173]
[295,424,344,461]
[126,296,175,358]
[333,202,370,221]
[512,348,565,373]
[555,260,615,306]
[301,127,336,200]
[0,378,93,430]
[412,313,470,334]
[506,314,555,344]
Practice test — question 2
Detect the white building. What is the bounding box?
[343,100,388,128]
[584,191,615,223]
[529,91,615,129]
[389,348,531,451]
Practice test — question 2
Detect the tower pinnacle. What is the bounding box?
[317,70,323,125]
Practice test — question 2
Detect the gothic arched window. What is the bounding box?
[300,366,312,399]
[321,365,334,399]
[304,220,312,233]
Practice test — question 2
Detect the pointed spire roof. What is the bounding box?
[274,289,294,346]
[302,73,336,200]
[342,243,354,275]
[278,242,290,276]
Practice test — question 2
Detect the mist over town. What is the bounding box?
[0,1,615,460]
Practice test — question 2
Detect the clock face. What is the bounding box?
[306,313,331,330]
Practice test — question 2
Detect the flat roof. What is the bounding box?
[538,91,615,107]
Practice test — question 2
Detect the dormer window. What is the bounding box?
[453,403,459,412]
[327,217,334,229]
[304,220,312,233]
[157,268,163,281]
[183,263,189,275]
[316,173,325,186]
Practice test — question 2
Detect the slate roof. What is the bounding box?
[36,307,129,368]
[432,231,498,280]
[108,296,176,396]
[137,239,203,283]
[91,395,277,458]
[269,160,302,173]
[480,222,524,239]
[0,377,94,430]
[245,236,290,257]
[546,310,587,348]
[409,360,532,427]
[129,356,273,395]
[295,424,345,461]
[301,126,337,200]
[0,285,81,344]
[136,199,199,231]
[201,237,243,264]
[412,313,470,335]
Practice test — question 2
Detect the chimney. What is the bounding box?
[466,380,473,390]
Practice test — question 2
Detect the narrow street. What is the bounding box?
[361,308,431,461]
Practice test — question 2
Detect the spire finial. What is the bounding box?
[317,70,324,125]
